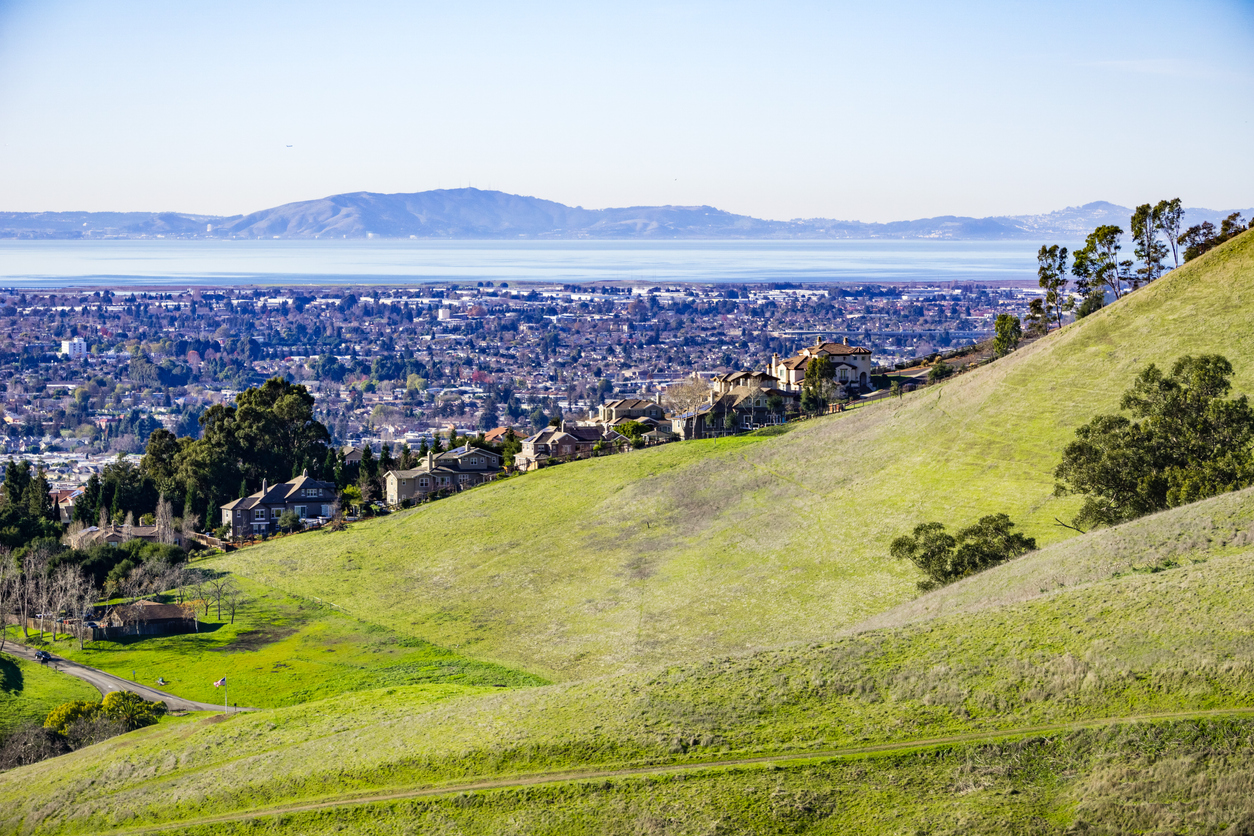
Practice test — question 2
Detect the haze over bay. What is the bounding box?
[0,239,1065,288]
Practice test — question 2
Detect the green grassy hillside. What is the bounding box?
[7,486,1254,834]
[11,577,544,709]
[0,653,100,742]
[211,231,1254,681]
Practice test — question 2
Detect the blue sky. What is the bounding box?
[0,0,1251,220]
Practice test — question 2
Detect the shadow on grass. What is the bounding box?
[0,654,23,693]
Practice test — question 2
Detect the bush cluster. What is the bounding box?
[890,513,1037,591]
[0,691,166,772]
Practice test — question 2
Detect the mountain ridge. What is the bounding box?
[2,190,1249,241]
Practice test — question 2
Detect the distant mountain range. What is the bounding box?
[1,189,1249,241]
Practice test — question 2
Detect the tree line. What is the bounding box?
[1035,200,1249,323]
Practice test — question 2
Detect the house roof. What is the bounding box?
[482,427,517,443]
[112,600,188,622]
[221,472,336,511]
[603,398,660,410]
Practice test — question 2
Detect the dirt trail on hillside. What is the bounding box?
[101,705,1254,836]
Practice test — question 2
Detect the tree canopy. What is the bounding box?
[1055,355,1254,529]
[890,514,1036,591]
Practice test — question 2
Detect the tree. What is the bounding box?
[664,376,712,434]
[1154,198,1184,268]
[1024,299,1049,338]
[0,554,12,653]
[100,690,166,731]
[927,362,955,384]
[1131,203,1169,287]
[889,381,903,400]
[223,581,247,625]
[1179,221,1217,262]
[993,314,1023,357]
[155,494,176,545]
[800,356,835,415]
[1036,245,1069,330]
[891,514,1036,591]
[1055,355,1254,529]
[277,510,301,533]
[1073,225,1132,301]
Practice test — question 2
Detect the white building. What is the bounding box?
[61,337,87,360]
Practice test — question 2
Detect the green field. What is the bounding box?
[6,483,1254,833]
[0,652,100,742]
[209,230,1254,681]
[2,231,1253,833]
[6,576,545,709]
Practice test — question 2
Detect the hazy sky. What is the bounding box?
[1,1,1251,221]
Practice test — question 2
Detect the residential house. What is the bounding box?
[596,397,665,424]
[514,423,629,470]
[76,523,184,548]
[98,599,196,638]
[384,445,503,505]
[769,338,874,392]
[219,470,337,539]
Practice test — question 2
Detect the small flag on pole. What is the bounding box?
[214,677,226,688]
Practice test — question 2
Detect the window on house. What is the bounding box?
[296,506,307,518]
[272,508,282,519]
[254,509,266,520]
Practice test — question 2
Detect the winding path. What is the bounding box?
[95,704,1254,835]
[2,641,247,712]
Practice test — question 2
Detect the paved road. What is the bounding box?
[1,640,246,712]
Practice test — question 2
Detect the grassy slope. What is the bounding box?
[43,719,1254,836]
[0,652,100,741]
[7,489,1254,833]
[213,231,1254,681]
[7,576,545,710]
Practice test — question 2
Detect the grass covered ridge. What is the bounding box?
[213,231,1254,680]
[8,488,1254,833]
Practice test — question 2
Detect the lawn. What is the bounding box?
[8,575,546,709]
[0,651,100,741]
[210,232,1254,682]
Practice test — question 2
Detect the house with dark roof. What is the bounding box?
[219,470,337,539]
[596,397,665,424]
[514,423,629,470]
[384,445,503,505]
[769,338,874,392]
[670,385,797,440]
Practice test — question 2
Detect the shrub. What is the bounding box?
[891,513,1036,591]
[100,690,167,731]
[927,362,955,384]
[43,700,101,735]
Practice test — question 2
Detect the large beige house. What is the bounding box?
[384,445,503,505]
[770,338,874,392]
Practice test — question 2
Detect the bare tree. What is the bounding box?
[205,575,233,621]
[63,519,91,550]
[66,568,99,650]
[223,580,246,624]
[122,511,135,541]
[663,375,712,436]
[0,553,12,653]
[155,494,177,545]
[98,505,109,531]
[181,510,201,545]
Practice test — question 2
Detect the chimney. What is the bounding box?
[302,467,308,477]
[842,336,849,345]
[261,478,267,495]
[427,449,433,469]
